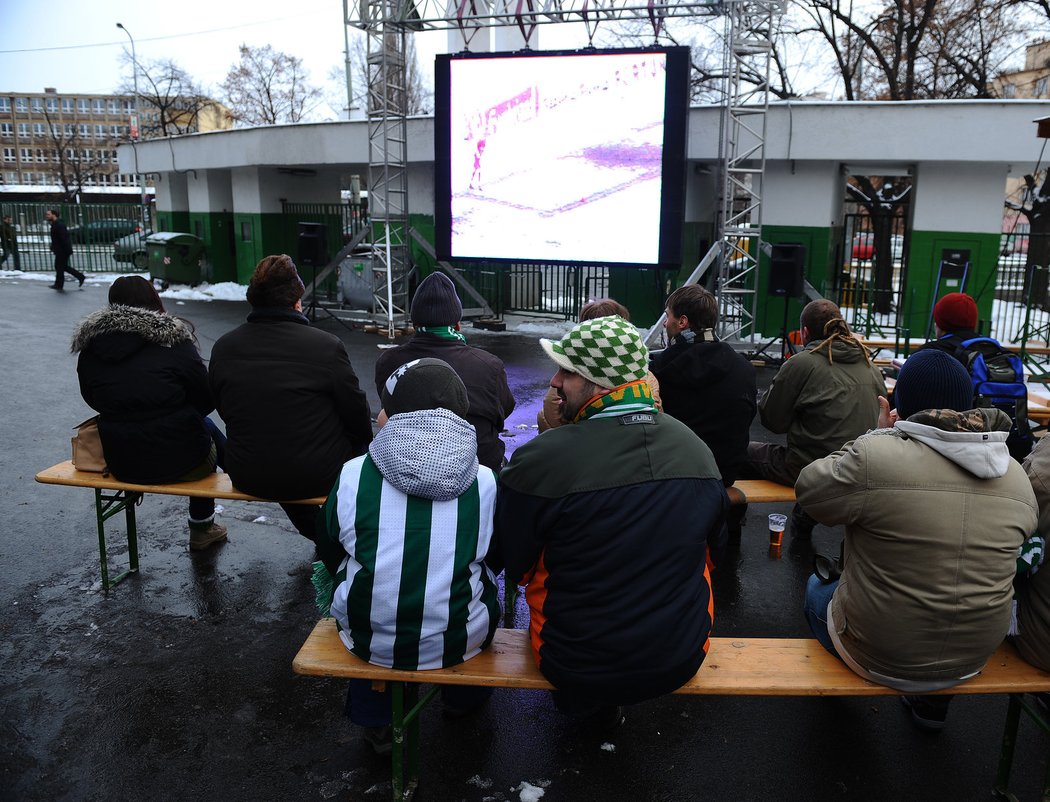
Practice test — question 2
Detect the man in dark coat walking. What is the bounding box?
[45,209,85,291]
[374,271,515,470]
[209,254,373,542]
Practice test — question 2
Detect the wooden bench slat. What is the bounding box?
[35,460,326,505]
[728,479,796,504]
[294,619,1050,697]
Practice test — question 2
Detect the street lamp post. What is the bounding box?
[116,23,147,235]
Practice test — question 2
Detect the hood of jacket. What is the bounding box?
[71,305,191,362]
[804,335,873,365]
[894,407,1012,479]
[368,408,479,501]
[654,335,743,383]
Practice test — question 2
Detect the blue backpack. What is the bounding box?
[952,336,1032,460]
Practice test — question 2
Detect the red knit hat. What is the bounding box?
[933,292,978,332]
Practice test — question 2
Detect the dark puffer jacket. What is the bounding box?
[209,308,373,500]
[374,332,515,470]
[72,305,213,484]
[650,337,757,485]
[495,412,726,704]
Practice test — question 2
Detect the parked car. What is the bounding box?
[70,219,141,244]
[850,232,904,261]
[112,231,151,269]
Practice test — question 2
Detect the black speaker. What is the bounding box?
[297,222,328,267]
[768,243,806,297]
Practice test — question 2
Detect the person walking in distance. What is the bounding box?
[1,214,19,271]
[46,209,85,291]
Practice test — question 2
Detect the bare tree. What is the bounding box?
[797,0,1027,100]
[119,55,216,138]
[330,32,433,118]
[846,176,912,314]
[220,44,324,125]
[1007,169,1050,308]
[40,110,110,203]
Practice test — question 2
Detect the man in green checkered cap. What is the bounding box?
[493,314,728,727]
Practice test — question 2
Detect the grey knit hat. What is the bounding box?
[380,358,469,417]
[411,272,463,327]
[540,315,649,390]
[895,349,974,419]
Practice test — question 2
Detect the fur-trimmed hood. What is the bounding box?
[71,305,192,360]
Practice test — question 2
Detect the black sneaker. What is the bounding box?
[78,275,85,288]
[901,695,951,731]
[790,503,817,539]
[363,725,392,756]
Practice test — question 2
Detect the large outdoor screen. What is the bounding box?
[435,46,690,267]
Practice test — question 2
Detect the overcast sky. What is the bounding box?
[0,1,594,118]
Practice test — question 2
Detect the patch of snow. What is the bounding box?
[160,281,247,303]
[512,780,550,801]
[252,516,268,524]
[467,775,493,789]
[600,742,616,752]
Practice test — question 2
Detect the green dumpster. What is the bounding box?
[147,232,205,286]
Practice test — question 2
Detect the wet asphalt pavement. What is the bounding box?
[1,274,1048,802]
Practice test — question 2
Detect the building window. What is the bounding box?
[64,123,75,136]
[66,148,76,161]
[78,124,89,137]
[14,98,27,112]
[241,221,252,241]
[33,123,45,136]
[2,148,14,162]
[20,148,31,161]
[93,99,104,114]
[1003,84,1016,98]
[0,123,11,137]
[1037,77,1049,97]
[61,98,74,114]
[35,149,47,163]
[107,99,119,114]
[31,98,43,112]
[17,123,29,137]
[81,149,93,161]
[95,124,106,138]
[45,98,58,113]
[110,150,119,164]
[77,99,89,114]
[51,150,60,162]
[122,100,134,114]
[110,125,121,137]
[0,98,9,112]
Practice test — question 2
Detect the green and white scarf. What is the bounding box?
[417,325,466,343]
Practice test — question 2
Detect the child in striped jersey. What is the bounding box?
[314,357,501,754]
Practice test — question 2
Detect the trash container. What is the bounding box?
[147,232,205,286]
[337,246,377,309]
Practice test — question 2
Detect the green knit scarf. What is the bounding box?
[575,379,657,423]
[417,325,466,343]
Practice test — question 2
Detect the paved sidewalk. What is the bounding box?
[0,274,1046,802]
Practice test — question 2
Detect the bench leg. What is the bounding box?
[994,694,1023,801]
[389,682,439,802]
[93,489,141,592]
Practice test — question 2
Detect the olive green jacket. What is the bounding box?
[759,338,887,479]
[1019,437,1050,671]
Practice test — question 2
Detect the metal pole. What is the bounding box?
[116,23,148,235]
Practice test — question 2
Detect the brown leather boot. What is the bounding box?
[189,520,228,551]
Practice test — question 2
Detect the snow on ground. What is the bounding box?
[512,780,549,801]
[0,269,248,303]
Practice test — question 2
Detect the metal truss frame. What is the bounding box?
[348,0,782,339]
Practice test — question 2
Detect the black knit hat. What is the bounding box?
[380,358,469,417]
[895,349,973,419]
[411,272,463,327]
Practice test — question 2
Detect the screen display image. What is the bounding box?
[435,47,689,267]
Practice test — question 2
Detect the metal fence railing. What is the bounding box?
[994,232,1050,357]
[1,200,148,274]
[442,261,611,320]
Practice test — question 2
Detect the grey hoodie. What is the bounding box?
[368,407,479,502]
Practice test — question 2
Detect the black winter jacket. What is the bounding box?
[374,332,515,470]
[49,217,73,256]
[72,305,213,484]
[208,308,373,500]
[649,336,757,485]
[495,412,726,704]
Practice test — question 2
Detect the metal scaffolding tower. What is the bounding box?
[346,0,783,339]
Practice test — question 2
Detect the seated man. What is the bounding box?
[798,349,1037,730]
[495,316,727,723]
[375,271,515,470]
[742,299,886,536]
[649,284,756,487]
[1015,436,1050,673]
[208,254,374,541]
[314,358,500,753]
[918,292,982,356]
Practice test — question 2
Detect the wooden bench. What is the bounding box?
[294,618,1050,801]
[35,460,325,590]
[726,479,796,506]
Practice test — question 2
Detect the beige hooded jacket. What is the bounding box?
[797,408,1037,689]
